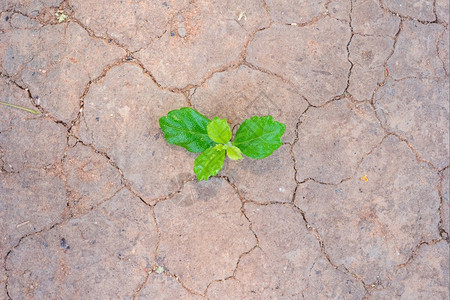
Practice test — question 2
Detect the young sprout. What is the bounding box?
[159,107,285,181]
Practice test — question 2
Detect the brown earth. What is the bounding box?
[0,0,448,299]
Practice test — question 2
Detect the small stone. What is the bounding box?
[59,238,70,250]
[177,25,186,38]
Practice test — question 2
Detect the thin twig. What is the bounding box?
[0,101,40,115]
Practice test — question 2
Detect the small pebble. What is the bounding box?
[59,238,70,250]
[178,23,187,38]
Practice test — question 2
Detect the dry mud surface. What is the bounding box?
[0,0,448,299]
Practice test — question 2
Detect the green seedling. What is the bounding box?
[159,107,285,181]
[55,10,68,23]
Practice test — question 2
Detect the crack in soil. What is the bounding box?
[68,57,130,132]
[125,9,273,94]
[3,217,71,299]
[367,19,444,173]
[289,105,312,201]
[292,202,371,295]
[378,0,448,28]
[343,0,354,98]
[131,272,150,300]
[73,138,192,207]
[218,175,262,276]
[233,198,372,296]
[71,133,193,209]
[0,72,43,117]
[366,15,402,104]
[132,176,254,297]
[377,124,440,172]
[436,29,449,78]
[69,17,131,54]
[396,238,445,270]
[354,133,390,173]
[243,61,313,106]
[437,166,450,242]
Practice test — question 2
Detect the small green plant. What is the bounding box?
[159,107,285,181]
[55,10,68,23]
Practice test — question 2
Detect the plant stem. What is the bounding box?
[0,101,40,115]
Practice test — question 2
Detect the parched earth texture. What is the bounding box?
[0,0,449,299]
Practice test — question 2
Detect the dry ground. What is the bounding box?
[0,0,449,299]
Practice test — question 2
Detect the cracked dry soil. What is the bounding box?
[0,0,449,299]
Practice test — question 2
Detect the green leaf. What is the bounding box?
[233,116,285,159]
[159,107,215,153]
[226,145,243,160]
[207,117,231,144]
[215,144,226,151]
[193,146,225,181]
